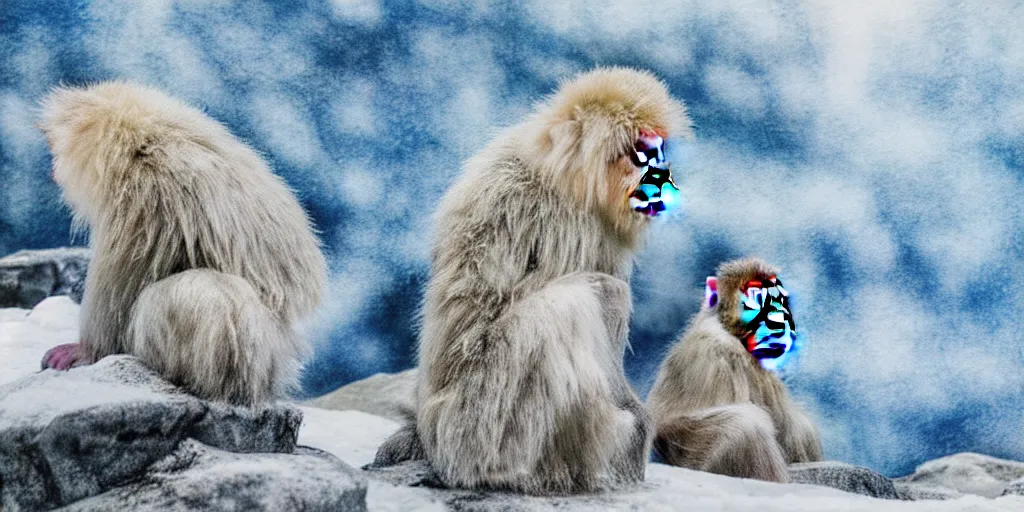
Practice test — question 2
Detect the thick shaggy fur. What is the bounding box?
[646,258,822,482]
[39,81,326,406]
[374,68,691,494]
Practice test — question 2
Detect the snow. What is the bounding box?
[296,406,398,468]
[3,294,1024,511]
[0,296,78,386]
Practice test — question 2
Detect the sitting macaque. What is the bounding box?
[646,258,822,482]
[373,67,692,494]
[38,82,327,406]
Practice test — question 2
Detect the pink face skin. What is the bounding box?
[41,343,84,371]
[636,129,664,158]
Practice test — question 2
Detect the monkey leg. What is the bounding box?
[610,397,654,483]
[371,407,426,467]
[421,271,648,494]
[127,269,306,406]
[594,274,654,484]
[654,404,789,483]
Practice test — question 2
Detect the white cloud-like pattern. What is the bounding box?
[0,0,1022,477]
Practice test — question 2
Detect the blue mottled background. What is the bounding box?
[2,0,1023,477]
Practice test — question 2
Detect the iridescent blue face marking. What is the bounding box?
[628,132,681,217]
[738,277,797,371]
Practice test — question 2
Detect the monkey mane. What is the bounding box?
[40,81,326,326]
[545,67,692,141]
[518,67,692,242]
[39,81,228,220]
[713,257,781,337]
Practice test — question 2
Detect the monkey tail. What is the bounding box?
[127,269,309,406]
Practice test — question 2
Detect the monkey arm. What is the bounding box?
[776,397,824,462]
[77,240,139,361]
[77,174,189,363]
[419,192,534,395]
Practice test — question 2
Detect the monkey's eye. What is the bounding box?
[629,132,666,168]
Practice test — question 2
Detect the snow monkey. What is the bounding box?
[646,258,822,482]
[373,67,692,494]
[38,82,327,406]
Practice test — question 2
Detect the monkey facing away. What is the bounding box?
[38,82,327,406]
[373,67,692,494]
[646,258,822,482]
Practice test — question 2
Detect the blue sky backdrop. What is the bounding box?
[2,0,1023,477]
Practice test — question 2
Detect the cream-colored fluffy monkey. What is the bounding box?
[38,82,327,406]
[647,258,822,482]
[374,68,691,494]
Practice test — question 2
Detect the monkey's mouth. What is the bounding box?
[629,165,680,217]
[746,332,794,360]
[750,344,787,359]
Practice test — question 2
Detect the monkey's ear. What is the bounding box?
[704,276,718,308]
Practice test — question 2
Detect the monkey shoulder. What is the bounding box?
[432,156,553,270]
[681,313,748,355]
[668,314,759,378]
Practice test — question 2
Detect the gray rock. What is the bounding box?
[304,368,416,422]
[894,481,964,500]
[0,247,90,308]
[362,459,881,511]
[59,440,367,512]
[895,452,1024,498]
[1003,477,1024,496]
[789,461,900,499]
[0,356,302,511]
[365,460,629,511]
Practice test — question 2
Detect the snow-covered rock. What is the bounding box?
[352,458,1024,511]
[1004,477,1024,497]
[0,247,90,308]
[312,368,1024,510]
[4,288,1024,511]
[0,356,316,511]
[894,481,965,501]
[303,368,416,422]
[60,440,366,512]
[0,297,80,386]
[790,461,900,499]
[896,452,1024,499]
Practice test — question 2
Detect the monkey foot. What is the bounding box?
[41,343,86,371]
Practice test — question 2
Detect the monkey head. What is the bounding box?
[39,82,220,223]
[704,258,797,370]
[528,67,692,240]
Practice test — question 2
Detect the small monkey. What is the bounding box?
[374,67,692,494]
[646,258,822,482]
[38,82,327,406]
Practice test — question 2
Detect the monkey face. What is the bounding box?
[737,276,797,369]
[627,130,680,217]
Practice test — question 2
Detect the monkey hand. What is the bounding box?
[41,343,87,371]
